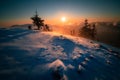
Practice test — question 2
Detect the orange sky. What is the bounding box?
[0,17,119,27]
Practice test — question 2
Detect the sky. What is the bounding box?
[0,0,120,27]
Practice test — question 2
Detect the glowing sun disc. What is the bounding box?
[61,17,66,22]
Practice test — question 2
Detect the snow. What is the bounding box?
[0,27,120,80]
[48,59,67,80]
[48,59,66,70]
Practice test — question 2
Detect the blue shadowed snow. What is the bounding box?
[0,27,120,80]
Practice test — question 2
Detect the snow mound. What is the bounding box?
[67,64,75,69]
[48,59,67,80]
[77,64,84,73]
[48,59,66,70]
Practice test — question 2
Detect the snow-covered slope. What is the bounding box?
[0,27,120,80]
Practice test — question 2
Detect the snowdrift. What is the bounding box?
[0,27,120,80]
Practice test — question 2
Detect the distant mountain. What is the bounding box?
[10,24,32,28]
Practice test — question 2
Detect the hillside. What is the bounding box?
[0,27,120,80]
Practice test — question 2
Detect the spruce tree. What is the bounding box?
[31,11,44,30]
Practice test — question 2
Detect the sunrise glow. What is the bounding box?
[61,17,66,22]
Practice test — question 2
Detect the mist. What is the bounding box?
[49,21,120,48]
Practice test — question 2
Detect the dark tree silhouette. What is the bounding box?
[28,25,32,30]
[91,24,97,39]
[44,24,50,31]
[31,10,44,30]
[79,19,97,39]
[84,19,89,28]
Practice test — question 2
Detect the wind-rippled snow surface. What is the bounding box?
[0,27,120,80]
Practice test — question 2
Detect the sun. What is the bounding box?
[61,16,66,22]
